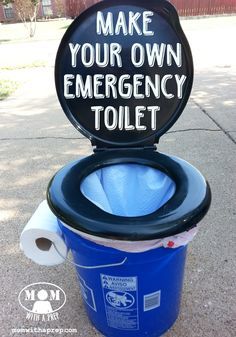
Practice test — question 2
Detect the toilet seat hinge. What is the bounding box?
[93,145,157,153]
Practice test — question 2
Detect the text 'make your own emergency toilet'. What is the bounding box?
[63,11,188,132]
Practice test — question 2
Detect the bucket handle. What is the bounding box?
[52,242,127,269]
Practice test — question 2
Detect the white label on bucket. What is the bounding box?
[143,290,161,311]
[78,276,97,312]
[100,274,139,330]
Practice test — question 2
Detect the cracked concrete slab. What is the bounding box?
[0,67,220,141]
[0,67,79,140]
[0,129,235,337]
[228,131,236,142]
[183,15,236,140]
[181,16,236,71]
[192,69,236,138]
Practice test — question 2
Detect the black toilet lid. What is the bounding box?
[55,0,193,148]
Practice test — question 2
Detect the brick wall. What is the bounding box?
[1,0,236,23]
[0,0,66,23]
[64,0,236,18]
[0,3,17,23]
[171,0,236,16]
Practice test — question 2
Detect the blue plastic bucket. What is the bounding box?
[59,223,187,337]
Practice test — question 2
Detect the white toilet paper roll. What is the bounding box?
[20,200,68,266]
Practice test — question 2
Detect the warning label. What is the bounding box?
[101,274,139,330]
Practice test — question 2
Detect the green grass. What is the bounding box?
[0,60,47,71]
[60,24,70,29]
[0,19,73,44]
[0,80,19,100]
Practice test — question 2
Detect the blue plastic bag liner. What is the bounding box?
[81,164,176,217]
[78,164,197,252]
[64,222,198,253]
[20,199,197,264]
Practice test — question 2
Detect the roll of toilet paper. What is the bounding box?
[20,200,68,266]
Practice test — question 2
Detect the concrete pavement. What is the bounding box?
[0,16,235,337]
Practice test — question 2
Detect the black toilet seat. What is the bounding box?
[47,150,211,241]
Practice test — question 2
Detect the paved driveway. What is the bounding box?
[0,16,235,337]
